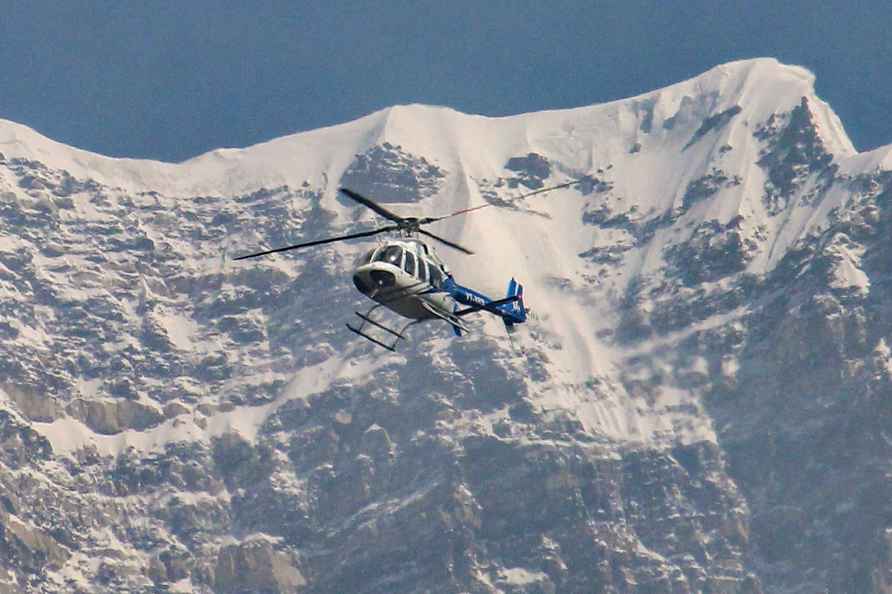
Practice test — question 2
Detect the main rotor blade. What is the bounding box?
[418,229,474,255]
[339,188,406,224]
[426,179,584,223]
[233,226,398,260]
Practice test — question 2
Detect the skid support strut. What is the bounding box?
[346,305,424,351]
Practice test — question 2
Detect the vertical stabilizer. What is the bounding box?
[502,278,526,329]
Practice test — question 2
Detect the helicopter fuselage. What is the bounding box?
[351,239,454,320]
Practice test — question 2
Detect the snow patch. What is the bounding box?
[499,567,550,586]
[826,238,870,295]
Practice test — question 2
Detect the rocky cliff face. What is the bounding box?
[1,58,891,593]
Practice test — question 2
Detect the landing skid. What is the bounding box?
[346,305,424,352]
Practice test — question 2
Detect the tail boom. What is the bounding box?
[449,277,526,328]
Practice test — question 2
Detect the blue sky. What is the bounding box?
[1,1,889,162]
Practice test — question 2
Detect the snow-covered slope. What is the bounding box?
[0,57,853,449]
[3,57,892,593]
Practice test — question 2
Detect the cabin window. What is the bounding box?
[428,262,443,287]
[403,251,416,276]
[374,245,403,267]
[417,259,428,282]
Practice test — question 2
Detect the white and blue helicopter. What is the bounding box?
[235,183,578,351]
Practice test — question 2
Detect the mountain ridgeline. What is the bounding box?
[2,58,892,593]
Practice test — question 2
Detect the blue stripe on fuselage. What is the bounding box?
[443,277,488,306]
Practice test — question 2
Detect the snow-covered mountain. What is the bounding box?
[3,57,892,593]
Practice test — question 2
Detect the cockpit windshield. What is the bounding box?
[374,245,403,267]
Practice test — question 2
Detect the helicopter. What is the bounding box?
[234,182,580,351]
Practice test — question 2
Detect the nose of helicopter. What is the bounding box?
[353,267,396,295]
[352,273,371,294]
